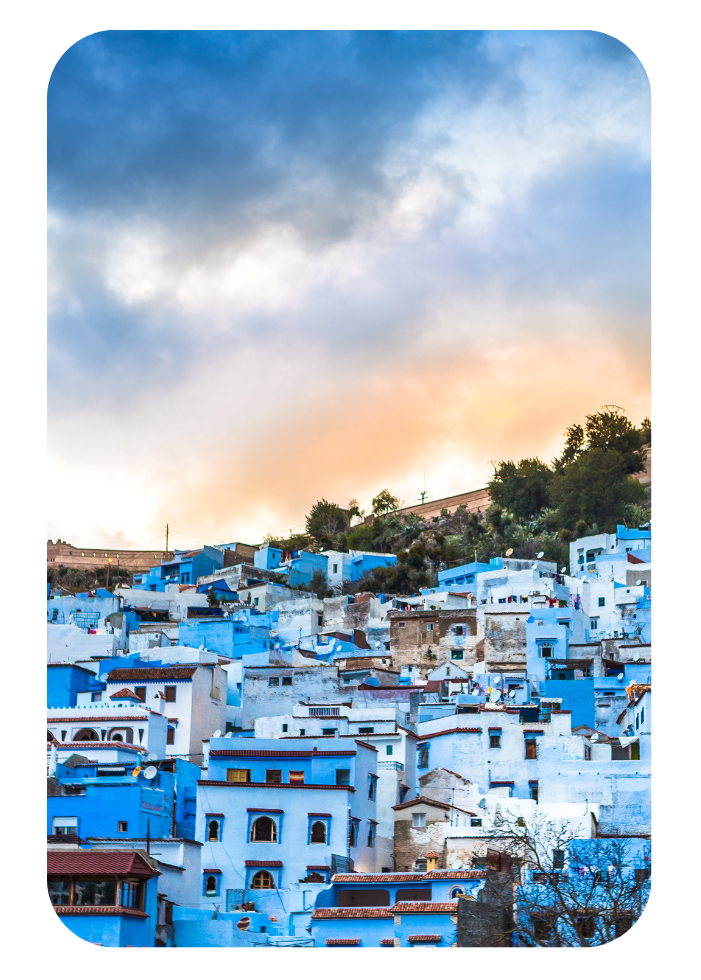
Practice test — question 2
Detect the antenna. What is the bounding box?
[142,766,158,780]
[505,548,513,557]
[617,673,624,681]
[590,733,599,742]
[165,523,169,552]
[212,729,222,739]
[489,689,500,702]
[536,552,544,559]
[561,566,566,573]
[478,798,487,809]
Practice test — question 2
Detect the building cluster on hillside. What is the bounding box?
[46,525,651,947]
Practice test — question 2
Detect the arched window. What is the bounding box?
[112,734,123,742]
[310,820,327,844]
[251,870,274,889]
[450,886,466,899]
[47,731,57,743]
[73,728,99,742]
[205,875,218,896]
[208,819,220,842]
[251,816,277,842]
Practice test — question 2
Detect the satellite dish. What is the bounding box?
[536,552,544,559]
[489,689,500,702]
[590,733,599,743]
[561,567,566,573]
[633,655,640,662]
[131,766,142,778]
[224,731,234,738]
[617,673,624,681]
[505,548,513,557]
[451,859,463,870]
[508,690,516,699]
[478,798,487,809]
[212,729,222,739]
[142,766,158,780]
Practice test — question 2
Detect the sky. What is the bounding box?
[47,30,650,551]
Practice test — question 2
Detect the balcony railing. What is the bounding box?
[378,761,404,771]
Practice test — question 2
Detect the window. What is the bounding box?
[349,819,359,848]
[368,775,378,800]
[450,886,466,899]
[166,727,175,745]
[367,823,376,847]
[118,821,128,833]
[539,645,553,658]
[532,917,553,942]
[74,880,117,906]
[289,771,305,784]
[336,769,350,786]
[134,686,146,702]
[426,623,434,632]
[266,770,282,784]
[251,816,277,842]
[470,818,482,828]
[282,724,288,732]
[529,781,539,803]
[590,619,598,630]
[333,564,338,574]
[227,769,250,783]
[386,744,393,756]
[207,819,220,841]
[74,728,99,741]
[525,738,538,760]
[453,625,464,636]
[576,916,596,939]
[552,849,565,870]
[48,880,71,906]
[634,867,651,883]
[299,728,305,736]
[451,649,464,660]
[322,728,337,736]
[120,880,143,909]
[52,817,78,836]
[204,875,219,896]
[418,744,429,768]
[614,916,634,937]
[164,686,176,702]
[251,870,274,889]
[91,691,102,702]
[598,597,605,607]
[281,676,293,686]
[310,820,327,844]
[269,677,279,687]
[412,812,426,828]
[317,615,323,626]
[489,730,502,749]
[641,707,645,724]
[359,726,374,734]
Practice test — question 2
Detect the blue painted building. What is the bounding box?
[195,736,379,919]
[47,592,121,629]
[254,546,283,570]
[48,760,177,840]
[179,611,275,660]
[311,869,485,946]
[48,847,160,947]
[47,663,106,708]
[133,546,224,590]
[278,551,329,588]
[435,558,502,591]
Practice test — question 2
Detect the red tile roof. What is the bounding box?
[380,939,395,946]
[204,813,225,818]
[246,808,284,814]
[326,939,361,946]
[245,860,283,868]
[47,849,158,877]
[47,741,142,752]
[393,902,458,913]
[53,906,148,918]
[417,727,483,739]
[107,667,198,681]
[332,871,485,883]
[408,935,442,942]
[198,780,355,791]
[203,868,222,874]
[306,865,330,870]
[423,851,440,859]
[210,749,356,758]
[393,796,475,815]
[312,908,394,919]
[308,813,332,818]
[109,689,141,700]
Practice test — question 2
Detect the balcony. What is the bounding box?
[378,761,404,771]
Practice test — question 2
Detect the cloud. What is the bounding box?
[47,30,650,547]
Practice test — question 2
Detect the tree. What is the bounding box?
[553,409,650,476]
[550,448,647,533]
[371,489,399,516]
[457,811,650,948]
[487,458,553,520]
[304,499,348,549]
[298,568,334,600]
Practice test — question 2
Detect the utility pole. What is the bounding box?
[165,523,169,553]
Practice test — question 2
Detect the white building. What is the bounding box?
[47,699,167,760]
